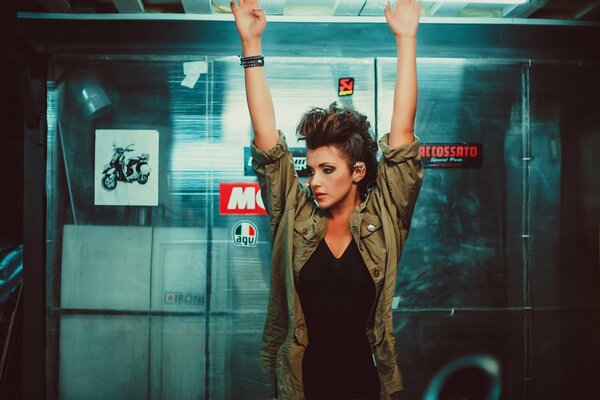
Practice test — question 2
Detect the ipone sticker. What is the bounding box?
[164,291,204,306]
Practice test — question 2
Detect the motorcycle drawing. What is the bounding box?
[101,143,151,191]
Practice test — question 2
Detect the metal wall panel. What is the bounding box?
[377,57,527,398]
[47,57,213,399]
[378,58,523,309]
[528,63,600,399]
[150,228,207,313]
[393,310,526,399]
[529,63,600,308]
[60,225,153,310]
[59,315,207,400]
[59,315,150,400]
[149,316,206,400]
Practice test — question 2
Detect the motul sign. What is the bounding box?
[219,182,267,215]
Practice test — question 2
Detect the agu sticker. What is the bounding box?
[232,220,259,247]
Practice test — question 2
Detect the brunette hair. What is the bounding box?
[296,102,378,198]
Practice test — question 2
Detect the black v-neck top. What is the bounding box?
[297,239,380,399]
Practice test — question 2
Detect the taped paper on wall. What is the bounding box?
[95,129,159,206]
[181,61,208,89]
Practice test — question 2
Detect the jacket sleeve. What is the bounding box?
[251,130,312,227]
[252,132,312,380]
[376,133,424,230]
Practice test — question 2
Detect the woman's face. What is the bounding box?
[306,145,360,211]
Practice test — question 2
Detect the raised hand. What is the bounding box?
[384,0,421,38]
[230,0,267,43]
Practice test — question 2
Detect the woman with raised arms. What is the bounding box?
[230,1,424,398]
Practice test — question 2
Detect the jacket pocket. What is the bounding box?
[360,213,386,270]
[360,214,383,239]
[292,218,317,274]
[293,218,315,242]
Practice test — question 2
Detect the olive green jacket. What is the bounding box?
[251,131,423,400]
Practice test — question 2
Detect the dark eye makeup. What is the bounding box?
[306,164,335,177]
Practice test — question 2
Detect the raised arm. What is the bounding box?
[384,0,421,148]
[231,0,279,151]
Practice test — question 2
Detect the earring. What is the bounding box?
[353,161,365,183]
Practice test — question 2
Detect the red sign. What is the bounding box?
[418,143,483,169]
[219,182,267,215]
[338,77,354,96]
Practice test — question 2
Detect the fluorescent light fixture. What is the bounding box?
[421,0,528,3]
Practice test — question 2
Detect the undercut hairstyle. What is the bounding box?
[296,102,378,198]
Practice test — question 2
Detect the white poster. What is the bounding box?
[94,129,159,206]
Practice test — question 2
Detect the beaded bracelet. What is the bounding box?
[240,54,265,68]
